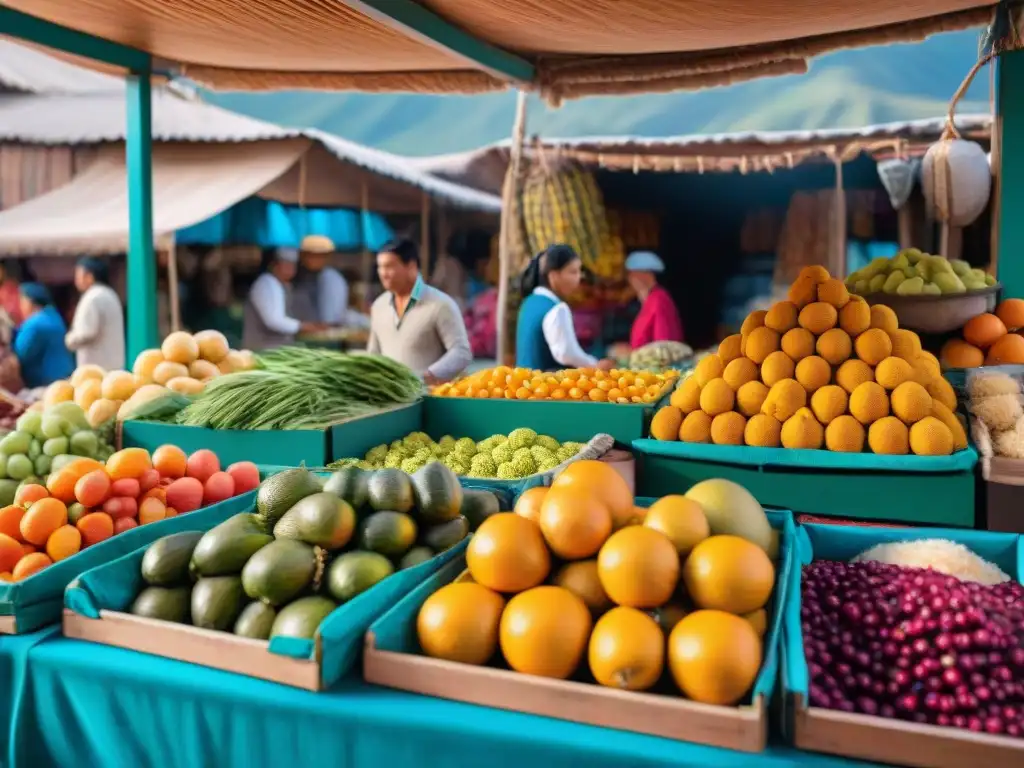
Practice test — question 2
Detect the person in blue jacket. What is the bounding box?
[515,244,615,372]
[13,282,75,389]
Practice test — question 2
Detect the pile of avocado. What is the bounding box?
[846,249,997,297]
[130,463,501,641]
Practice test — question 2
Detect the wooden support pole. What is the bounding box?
[496,90,529,365]
[360,181,373,304]
[167,235,181,333]
[832,148,847,276]
[125,65,158,364]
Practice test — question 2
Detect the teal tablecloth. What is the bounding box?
[0,626,59,768]
[10,637,882,768]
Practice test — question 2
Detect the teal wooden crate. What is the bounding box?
[329,403,424,462]
[782,522,1023,766]
[364,506,796,750]
[423,396,656,446]
[0,491,256,634]
[122,420,329,467]
[64,505,467,691]
[633,440,979,528]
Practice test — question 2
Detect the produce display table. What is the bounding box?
[0,626,58,768]
[8,636,881,768]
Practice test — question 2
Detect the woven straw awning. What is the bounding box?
[2,1,995,100]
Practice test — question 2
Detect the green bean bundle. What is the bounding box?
[174,349,424,431]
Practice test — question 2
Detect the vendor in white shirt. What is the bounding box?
[242,248,325,351]
[514,244,615,371]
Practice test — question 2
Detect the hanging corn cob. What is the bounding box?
[520,154,623,280]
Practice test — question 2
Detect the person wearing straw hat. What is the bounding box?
[13,282,74,388]
[294,234,368,328]
[624,250,683,349]
[243,248,325,351]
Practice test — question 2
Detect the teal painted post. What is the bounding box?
[126,67,159,364]
[998,51,1024,299]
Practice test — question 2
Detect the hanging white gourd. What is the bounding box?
[921,135,991,227]
[876,158,916,210]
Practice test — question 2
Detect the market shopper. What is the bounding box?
[14,283,74,389]
[243,248,325,351]
[515,244,615,372]
[624,250,684,349]
[294,234,369,328]
[367,238,471,385]
[0,261,23,326]
[65,257,126,371]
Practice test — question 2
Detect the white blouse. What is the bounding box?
[250,273,301,335]
[534,287,598,368]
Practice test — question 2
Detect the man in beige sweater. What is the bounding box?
[367,239,471,385]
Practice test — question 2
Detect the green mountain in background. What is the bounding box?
[207,30,990,156]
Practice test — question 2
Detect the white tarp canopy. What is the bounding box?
[0,138,311,255]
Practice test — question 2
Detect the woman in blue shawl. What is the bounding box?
[13,283,74,389]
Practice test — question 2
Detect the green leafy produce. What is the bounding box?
[175,348,424,430]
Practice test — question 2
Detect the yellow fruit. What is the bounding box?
[838,299,871,337]
[710,412,747,445]
[684,478,773,552]
[868,416,910,455]
[743,327,780,365]
[70,365,105,388]
[699,378,735,417]
[553,560,612,615]
[192,329,230,363]
[788,276,819,308]
[869,304,899,334]
[539,488,614,560]
[794,355,831,393]
[909,416,955,456]
[910,359,936,386]
[643,496,710,556]
[926,376,957,411]
[43,381,74,408]
[809,385,848,425]
[825,415,866,453]
[940,338,985,369]
[152,361,190,387]
[740,310,767,336]
[679,411,712,443]
[760,350,795,387]
[835,359,875,394]
[73,379,102,412]
[694,354,724,387]
[670,377,701,413]
[166,377,205,395]
[500,586,591,679]
[189,359,220,381]
[761,379,807,421]
[87,399,119,428]
[849,381,890,425]
[781,407,824,449]
[588,607,665,691]
[798,265,831,284]
[931,400,968,451]
[764,301,798,333]
[781,327,816,361]
[100,370,137,401]
[683,535,775,614]
[736,380,769,417]
[744,414,782,447]
[717,334,743,364]
[817,278,850,308]
[874,356,913,390]
[417,582,505,665]
[798,302,838,335]
[816,328,852,365]
[597,526,679,608]
[466,513,550,593]
[889,328,923,361]
[668,610,762,706]
[650,406,683,441]
[723,357,759,390]
[132,349,164,381]
[743,608,768,637]
[161,331,200,365]
[890,381,932,425]
[854,328,893,366]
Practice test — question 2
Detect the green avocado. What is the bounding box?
[410,462,463,523]
[233,602,277,640]
[190,513,274,577]
[270,596,337,640]
[241,539,320,606]
[422,516,469,552]
[326,551,394,603]
[459,489,500,530]
[190,576,244,631]
[273,492,355,550]
[322,467,370,510]
[366,468,414,514]
[254,467,323,530]
[130,586,191,623]
[361,511,417,557]
[398,546,435,570]
[141,531,204,587]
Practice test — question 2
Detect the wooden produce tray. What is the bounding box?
[791,692,1023,768]
[0,615,16,634]
[63,608,324,690]
[365,638,767,751]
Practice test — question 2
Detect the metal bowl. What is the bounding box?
[861,285,1000,334]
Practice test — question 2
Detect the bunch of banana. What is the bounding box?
[629,340,693,371]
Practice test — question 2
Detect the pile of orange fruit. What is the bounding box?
[416,464,776,706]
[940,298,1024,369]
[431,366,679,404]
[0,445,259,582]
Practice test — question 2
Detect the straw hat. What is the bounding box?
[300,235,335,254]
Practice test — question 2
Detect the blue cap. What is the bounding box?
[624,251,665,273]
[19,282,52,306]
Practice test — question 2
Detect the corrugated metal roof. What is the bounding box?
[0,37,124,94]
